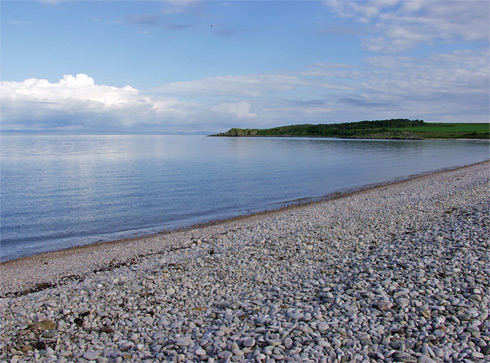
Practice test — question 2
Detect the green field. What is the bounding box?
[391,123,489,139]
[213,119,490,140]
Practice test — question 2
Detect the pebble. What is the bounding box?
[472,351,484,359]
[434,348,444,357]
[287,310,304,320]
[394,352,417,362]
[175,337,191,346]
[418,356,437,363]
[317,321,329,333]
[217,351,232,359]
[119,341,133,351]
[396,297,410,308]
[0,162,489,363]
[243,337,255,347]
[82,352,100,360]
[375,300,393,312]
[283,337,293,349]
[195,348,207,356]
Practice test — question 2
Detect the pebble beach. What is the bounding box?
[1,161,489,363]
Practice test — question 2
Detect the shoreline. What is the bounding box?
[210,135,490,141]
[1,160,488,298]
[0,159,488,297]
[1,160,489,361]
[2,159,488,268]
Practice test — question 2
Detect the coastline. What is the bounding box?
[1,160,489,362]
[2,137,488,264]
[1,160,488,297]
[210,135,490,141]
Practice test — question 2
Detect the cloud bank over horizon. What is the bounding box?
[0,74,189,132]
[2,47,487,133]
[1,0,488,133]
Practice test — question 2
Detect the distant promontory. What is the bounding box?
[212,119,489,140]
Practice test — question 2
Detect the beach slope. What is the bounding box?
[1,161,489,361]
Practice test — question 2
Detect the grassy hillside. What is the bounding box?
[213,119,489,139]
[390,123,489,139]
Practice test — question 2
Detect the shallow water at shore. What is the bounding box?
[1,134,489,261]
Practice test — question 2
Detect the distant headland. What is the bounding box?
[212,119,490,140]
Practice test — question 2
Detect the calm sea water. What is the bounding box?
[1,135,489,262]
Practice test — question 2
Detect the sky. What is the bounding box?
[1,0,489,134]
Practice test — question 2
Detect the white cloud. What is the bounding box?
[7,20,29,25]
[1,47,488,133]
[157,48,488,126]
[160,0,204,15]
[325,0,489,52]
[38,0,64,4]
[303,49,489,122]
[153,73,307,98]
[0,74,185,130]
[212,101,257,119]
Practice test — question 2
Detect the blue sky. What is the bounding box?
[1,0,489,133]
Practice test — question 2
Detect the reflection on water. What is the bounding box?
[1,135,489,261]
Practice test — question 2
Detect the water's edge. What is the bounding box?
[3,159,488,265]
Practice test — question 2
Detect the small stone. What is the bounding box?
[175,338,191,347]
[243,338,255,347]
[469,294,482,302]
[391,341,406,351]
[317,338,329,347]
[375,300,393,312]
[218,351,233,359]
[266,338,282,346]
[287,310,304,320]
[418,355,436,363]
[41,331,56,338]
[317,321,329,333]
[472,351,484,359]
[167,288,176,296]
[394,352,417,362]
[83,352,100,360]
[393,289,409,299]
[320,291,334,300]
[370,352,385,360]
[466,326,481,338]
[433,329,445,338]
[170,320,184,329]
[471,319,482,327]
[119,341,133,351]
[396,298,410,308]
[458,313,471,321]
[434,348,444,357]
[195,348,206,356]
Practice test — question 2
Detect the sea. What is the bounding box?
[1,134,489,262]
